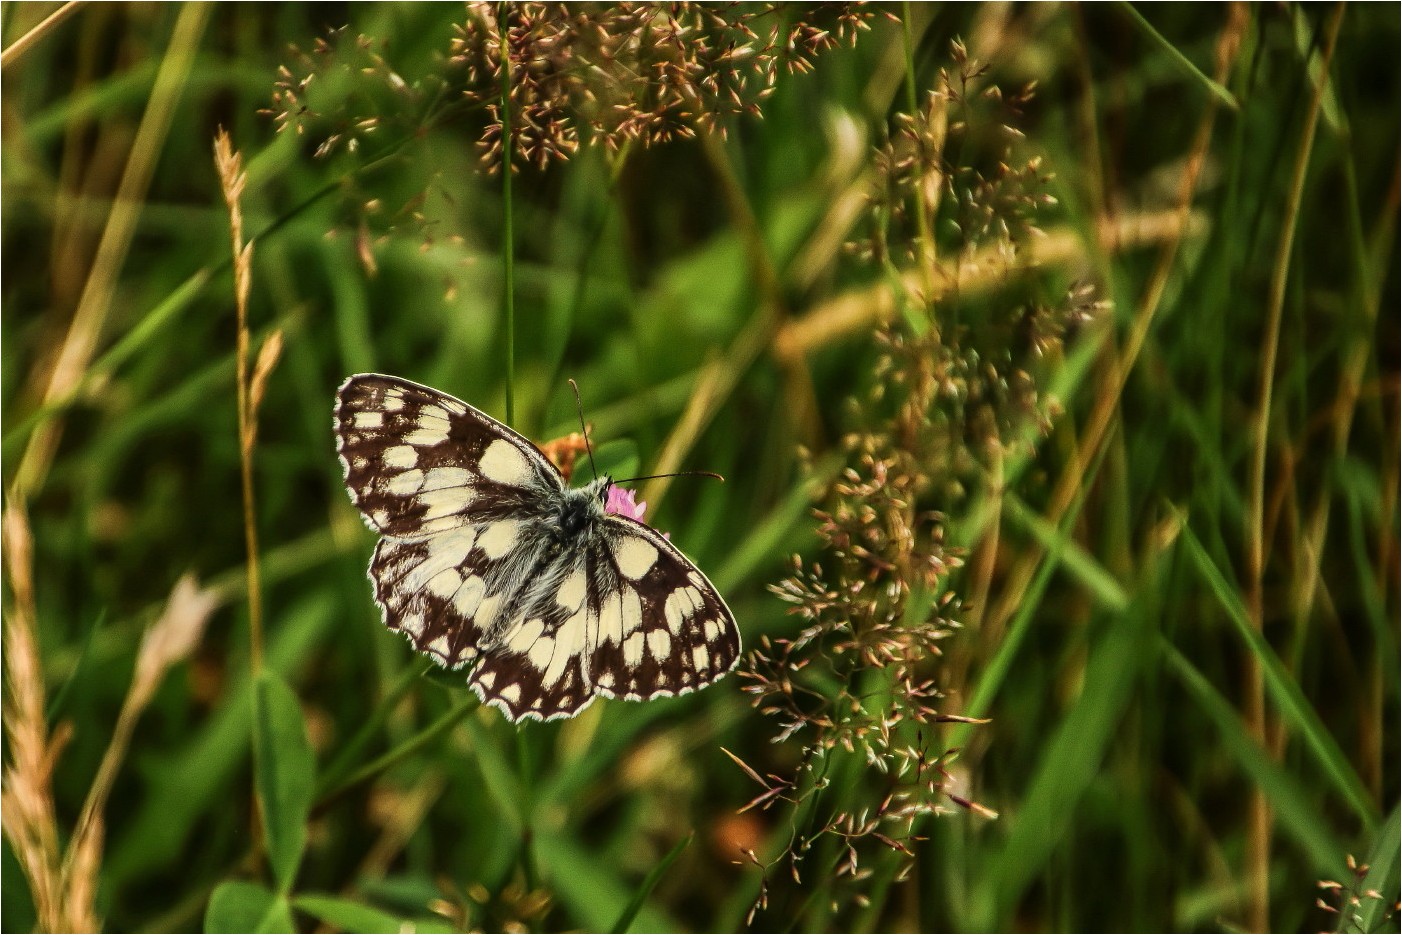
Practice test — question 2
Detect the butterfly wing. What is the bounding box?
[335,373,563,540]
[465,512,741,722]
[587,516,741,703]
[336,373,564,670]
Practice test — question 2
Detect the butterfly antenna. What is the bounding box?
[568,379,598,480]
[612,470,725,485]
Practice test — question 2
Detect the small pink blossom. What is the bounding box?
[605,485,648,521]
[605,485,669,538]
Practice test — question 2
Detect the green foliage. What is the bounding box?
[2,3,1397,933]
[253,670,317,894]
[205,881,294,934]
[291,893,455,934]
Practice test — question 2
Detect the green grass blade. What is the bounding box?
[536,830,681,933]
[1353,806,1401,933]
[1,268,211,457]
[315,692,477,805]
[946,543,1059,750]
[1114,2,1239,110]
[204,881,293,934]
[1162,640,1349,877]
[611,832,694,934]
[292,894,455,934]
[252,669,316,894]
[315,660,428,797]
[1003,493,1130,611]
[975,585,1155,926]
[1180,523,1378,825]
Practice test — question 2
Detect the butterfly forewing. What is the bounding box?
[335,374,562,539]
[335,372,742,723]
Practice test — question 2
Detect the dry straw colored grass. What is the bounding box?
[3,503,218,932]
[214,128,283,677]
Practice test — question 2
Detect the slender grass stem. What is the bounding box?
[499,4,516,427]
[314,694,478,808]
[0,0,83,70]
[900,2,937,300]
[13,1,208,499]
[1244,6,1345,929]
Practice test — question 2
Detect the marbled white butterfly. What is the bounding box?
[334,374,741,722]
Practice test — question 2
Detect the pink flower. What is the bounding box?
[605,485,669,539]
[604,484,648,521]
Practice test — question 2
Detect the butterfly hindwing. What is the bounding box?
[335,374,562,540]
[588,517,741,703]
[370,534,489,668]
[463,519,740,722]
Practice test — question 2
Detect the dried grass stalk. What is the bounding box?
[1,501,75,931]
[214,128,276,675]
[3,504,218,934]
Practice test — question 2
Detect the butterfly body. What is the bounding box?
[546,477,610,546]
[334,374,740,722]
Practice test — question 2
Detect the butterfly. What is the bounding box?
[334,373,741,722]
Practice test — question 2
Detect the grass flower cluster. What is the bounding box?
[269,3,873,173]
[731,44,1107,924]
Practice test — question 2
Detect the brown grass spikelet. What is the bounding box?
[249,329,286,431]
[269,3,873,173]
[1,501,75,932]
[214,128,275,676]
[65,573,219,929]
[732,40,1104,924]
[129,574,221,712]
[3,499,218,932]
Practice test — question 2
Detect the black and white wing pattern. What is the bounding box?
[334,373,741,722]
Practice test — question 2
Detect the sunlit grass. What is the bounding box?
[1,3,1397,933]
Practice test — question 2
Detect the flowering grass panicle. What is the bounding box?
[1314,855,1400,934]
[450,2,873,171]
[732,42,1101,925]
[266,28,434,160]
[850,39,1052,277]
[269,4,872,174]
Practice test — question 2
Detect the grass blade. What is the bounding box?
[204,881,293,934]
[1353,807,1401,932]
[611,832,694,934]
[1180,523,1378,825]
[1163,640,1349,877]
[1003,493,1130,611]
[292,893,454,934]
[1113,2,1239,110]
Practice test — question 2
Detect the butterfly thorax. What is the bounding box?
[550,477,610,544]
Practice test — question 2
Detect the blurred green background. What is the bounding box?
[2,3,1397,932]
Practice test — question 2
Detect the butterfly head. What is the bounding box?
[581,475,613,503]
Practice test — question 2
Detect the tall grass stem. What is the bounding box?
[13,2,208,498]
[215,131,265,677]
[499,5,516,427]
[1244,5,1343,928]
[0,1,83,70]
